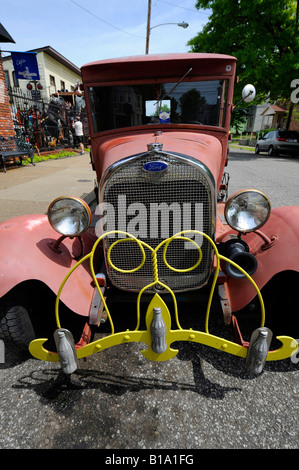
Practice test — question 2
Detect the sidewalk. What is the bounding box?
[229,142,255,152]
[0,152,96,223]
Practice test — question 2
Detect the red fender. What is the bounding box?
[223,206,299,312]
[0,214,98,316]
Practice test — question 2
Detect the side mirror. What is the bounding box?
[232,83,256,112]
[242,84,256,103]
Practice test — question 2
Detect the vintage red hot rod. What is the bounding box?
[1,53,299,375]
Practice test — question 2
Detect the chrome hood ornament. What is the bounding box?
[147,143,163,151]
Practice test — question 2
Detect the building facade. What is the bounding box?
[2,46,81,100]
[245,103,298,134]
[0,46,87,151]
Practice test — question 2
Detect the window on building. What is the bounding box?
[247,116,253,129]
[12,71,19,87]
[4,70,10,89]
[50,75,56,91]
[60,80,65,91]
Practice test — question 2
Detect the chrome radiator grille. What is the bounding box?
[100,152,215,292]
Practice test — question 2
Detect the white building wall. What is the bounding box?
[245,104,268,132]
[42,53,81,98]
[3,50,81,100]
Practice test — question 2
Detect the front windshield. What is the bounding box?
[88,80,228,134]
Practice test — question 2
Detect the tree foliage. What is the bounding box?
[230,108,247,134]
[188,0,298,104]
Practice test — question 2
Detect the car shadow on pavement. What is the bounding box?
[6,332,298,405]
[6,329,298,406]
[13,360,241,408]
[10,339,247,405]
[5,314,243,403]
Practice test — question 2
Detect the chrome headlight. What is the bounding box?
[48,197,91,237]
[224,190,271,233]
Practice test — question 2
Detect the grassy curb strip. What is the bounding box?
[229,144,255,152]
[23,149,86,165]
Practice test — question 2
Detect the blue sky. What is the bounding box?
[1,0,210,68]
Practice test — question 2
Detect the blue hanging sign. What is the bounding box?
[11,51,40,80]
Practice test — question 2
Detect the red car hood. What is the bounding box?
[92,128,226,190]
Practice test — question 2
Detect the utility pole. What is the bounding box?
[145,0,152,54]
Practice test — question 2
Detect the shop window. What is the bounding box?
[12,71,19,87]
[50,75,56,91]
[4,70,10,89]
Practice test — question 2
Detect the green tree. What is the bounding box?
[230,107,247,134]
[152,103,171,117]
[188,0,298,106]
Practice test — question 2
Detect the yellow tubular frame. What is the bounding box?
[29,230,298,364]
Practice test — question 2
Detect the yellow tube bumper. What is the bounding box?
[29,231,299,365]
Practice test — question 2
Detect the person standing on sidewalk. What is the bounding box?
[72,116,84,154]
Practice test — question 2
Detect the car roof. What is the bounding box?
[81,53,237,85]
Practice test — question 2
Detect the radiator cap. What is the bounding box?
[147,142,163,151]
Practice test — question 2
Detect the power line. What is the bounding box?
[156,0,210,15]
[70,0,144,38]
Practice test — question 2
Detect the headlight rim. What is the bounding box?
[47,196,92,237]
[224,189,271,233]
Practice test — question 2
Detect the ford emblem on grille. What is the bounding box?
[143,161,168,173]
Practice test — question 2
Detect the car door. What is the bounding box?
[264,132,273,152]
[260,133,269,151]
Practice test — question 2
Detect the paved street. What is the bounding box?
[227,146,299,208]
[1,148,299,450]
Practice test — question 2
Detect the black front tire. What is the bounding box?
[268,145,275,156]
[0,303,36,351]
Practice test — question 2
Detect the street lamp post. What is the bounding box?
[145,0,189,54]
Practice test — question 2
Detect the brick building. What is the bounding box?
[0,23,16,140]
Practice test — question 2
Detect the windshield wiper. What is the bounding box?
[154,67,193,105]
